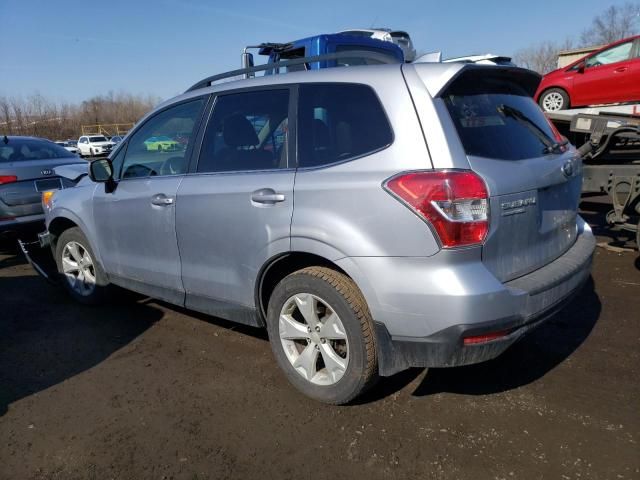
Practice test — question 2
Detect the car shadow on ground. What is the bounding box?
[0,270,162,417]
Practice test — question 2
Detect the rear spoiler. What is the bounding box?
[409,63,542,98]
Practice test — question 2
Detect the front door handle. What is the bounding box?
[151,193,175,206]
[614,67,628,73]
[251,188,286,205]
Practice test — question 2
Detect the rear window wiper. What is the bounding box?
[497,104,558,154]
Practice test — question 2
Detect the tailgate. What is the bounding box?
[437,67,582,282]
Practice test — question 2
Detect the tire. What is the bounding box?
[55,227,110,305]
[539,88,570,112]
[90,148,94,157]
[266,266,378,404]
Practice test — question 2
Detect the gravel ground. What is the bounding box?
[0,198,638,480]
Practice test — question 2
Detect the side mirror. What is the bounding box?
[577,62,585,74]
[241,51,255,79]
[89,158,113,183]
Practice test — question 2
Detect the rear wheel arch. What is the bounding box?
[255,252,351,326]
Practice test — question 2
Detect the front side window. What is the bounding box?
[197,89,289,173]
[297,83,393,168]
[119,98,205,179]
[586,41,633,67]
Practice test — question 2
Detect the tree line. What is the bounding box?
[514,2,640,73]
[0,92,161,141]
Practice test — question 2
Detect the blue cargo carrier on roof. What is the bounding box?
[241,33,404,74]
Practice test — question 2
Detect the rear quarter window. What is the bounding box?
[297,83,393,168]
[443,75,558,160]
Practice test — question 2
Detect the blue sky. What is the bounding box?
[1,0,620,103]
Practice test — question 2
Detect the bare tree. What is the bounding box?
[513,38,574,74]
[0,93,160,140]
[581,2,640,45]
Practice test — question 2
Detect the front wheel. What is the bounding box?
[539,88,570,112]
[55,227,110,305]
[266,266,378,404]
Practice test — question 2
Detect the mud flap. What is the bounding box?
[18,238,59,285]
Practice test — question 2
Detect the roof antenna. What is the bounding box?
[2,135,8,144]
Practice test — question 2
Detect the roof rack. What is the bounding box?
[185,50,400,93]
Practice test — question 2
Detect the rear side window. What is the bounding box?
[443,75,560,160]
[197,89,289,173]
[298,84,393,168]
[0,138,74,162]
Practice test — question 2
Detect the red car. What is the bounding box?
[535,35,640,111]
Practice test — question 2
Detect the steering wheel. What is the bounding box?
[123,163,156,179]
[160,156,185,176]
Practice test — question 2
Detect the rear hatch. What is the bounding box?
[437,68,582,282]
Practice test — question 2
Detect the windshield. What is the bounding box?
[89,136,108,142]
[443,76,559,160]
[335,45,399,65]
[0,138,75,162]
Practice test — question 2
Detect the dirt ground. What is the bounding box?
[0,197,638,480]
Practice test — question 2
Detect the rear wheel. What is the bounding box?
[266,266,378,404]
[55,227,110,305]
[539,88,569,112]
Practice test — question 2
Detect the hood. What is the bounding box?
[54,162,88,182]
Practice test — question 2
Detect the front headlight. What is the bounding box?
[42,190,57,211]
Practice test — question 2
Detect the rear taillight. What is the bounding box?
[384,170,489,248]
[463,329,511,346]
[0,175,17,185]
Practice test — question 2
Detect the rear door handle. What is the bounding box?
[151,193,175,206]
[251,188,286,205]
[614,67,628,73]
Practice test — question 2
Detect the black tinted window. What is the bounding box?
[443,76,559,160]
[120,98,205,179]
[0,138,75,162]
[198,89,289,173]
[298,84,392,168]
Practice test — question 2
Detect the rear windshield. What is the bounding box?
[443,76,558,160]
[0,138,75,162]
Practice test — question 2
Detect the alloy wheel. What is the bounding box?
[542,91,564,111]
[61,241,96,296]
[279,293,349,386]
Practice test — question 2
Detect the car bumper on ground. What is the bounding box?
[340,217,596,376]
[18,232,58,283]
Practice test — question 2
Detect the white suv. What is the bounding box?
[77,135,113,157]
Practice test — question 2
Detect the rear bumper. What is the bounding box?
[340,218,595,376]
[0,213,45,233]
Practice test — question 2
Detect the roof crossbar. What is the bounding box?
[185,50,400,93]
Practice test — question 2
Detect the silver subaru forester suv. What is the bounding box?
[38,59,595,404]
